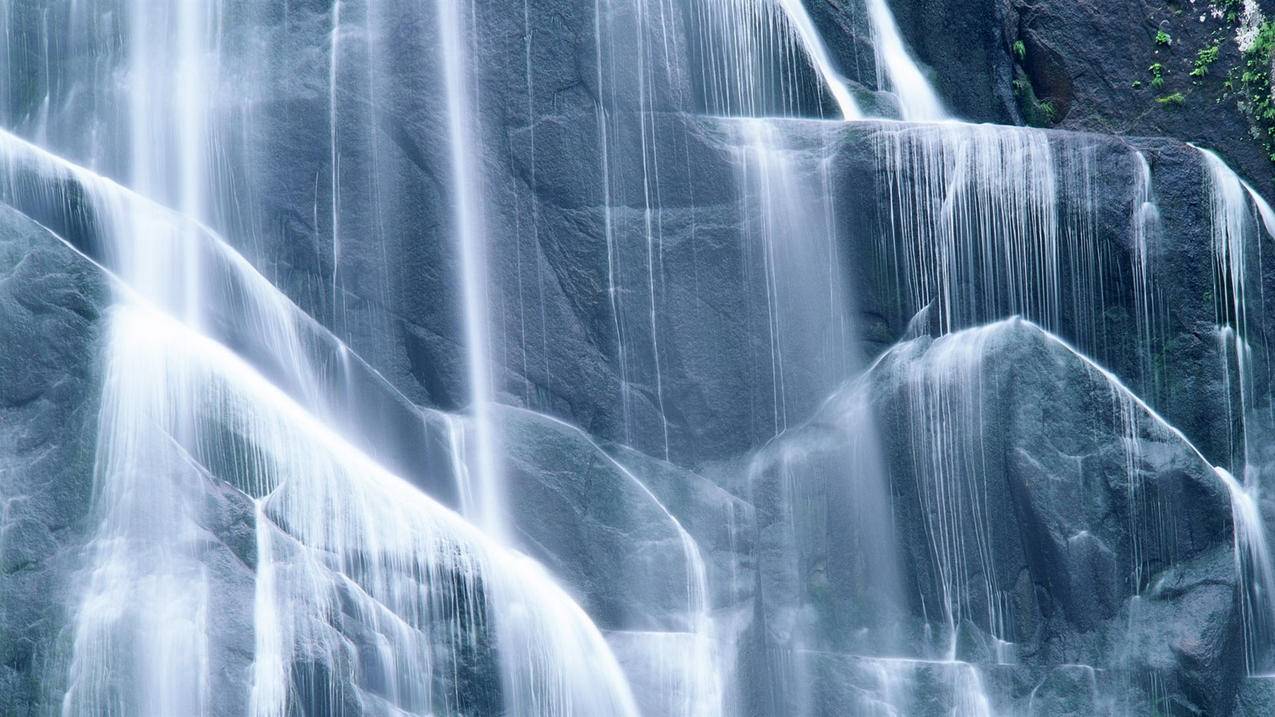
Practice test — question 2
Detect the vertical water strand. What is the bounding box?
[594,0,633,443]
[635,0,670,457]
[0,0,9,127]
[1112,381,1177,604]
[516,0,534,405]
[1116,385,1148,592]
[727,118,859,438]
[328,0,342,331]
[1131,152,1164,398]
[436,0,504,537]
[1059,141,1101,353]
[819,123,848,377]
[521,0,553,408]
[120,0,223,323]
[650,0,680,445]
[1250,186,1275,439]
[1216,466,1275,673]
[32,4,49,144]
[747,120,788,433]
[249,501,287,717]
[360,0,406,372]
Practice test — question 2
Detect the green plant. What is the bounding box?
[1149,62,1166,89]
[1012,71,1058,127]
[1132,80,1144,89]
[1156,92,1186,106]
[1012,40,1026,61]
[1219,0,1243,23]
[1155,29,1172,46]
[1190,44,1220,77]
[1238,21,1275,162]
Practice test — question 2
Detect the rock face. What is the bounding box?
[741,319,1244,714]
[1,0,1275,714]
[0,204,106,712]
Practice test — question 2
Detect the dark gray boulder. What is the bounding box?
[741,318,1244,714]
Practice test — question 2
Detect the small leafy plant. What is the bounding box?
[1156,92,1186,106]
[1013,73,1058,127]
[1191,45,1220,77]
[1156,29,1173,46]
[1149,62,1166,89]
[1013,40,1026,61]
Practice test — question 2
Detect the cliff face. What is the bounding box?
[1,0,1275,714]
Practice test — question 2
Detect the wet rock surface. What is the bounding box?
[2,0,1275,713]
[743,319,1244,713]
[0,203,104,712]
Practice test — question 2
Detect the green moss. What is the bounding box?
[1156,92,1187,106]
[1156,29,1173,46]
[1012,40,1026,61]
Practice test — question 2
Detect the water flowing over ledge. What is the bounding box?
[3,0,1275,714]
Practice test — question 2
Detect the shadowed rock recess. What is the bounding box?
[3,0,1275,714]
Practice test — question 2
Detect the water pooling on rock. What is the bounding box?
[3,0,1275,715]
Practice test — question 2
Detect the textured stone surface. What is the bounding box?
[0,202,106,712]
[743,319,1244,713]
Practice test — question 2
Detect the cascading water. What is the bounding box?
[0,125,650,715]
[865,0,945,121]
[6,0,1275,714]
[436,0,505,540]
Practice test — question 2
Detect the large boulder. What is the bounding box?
[741,318,1245,714]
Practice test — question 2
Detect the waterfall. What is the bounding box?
[886,325,1012,663]
[1200,148,1275,476]
[0,81,651,717]
[874,122,1111,350]
[728,118,854,434]
[686,0,860,118]
[865,0,945,120]
[1196,147,1275,674]
[79,303,641,716]
[773,0,860,119]
[436,0,506,540]
[7,0,1275,714]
